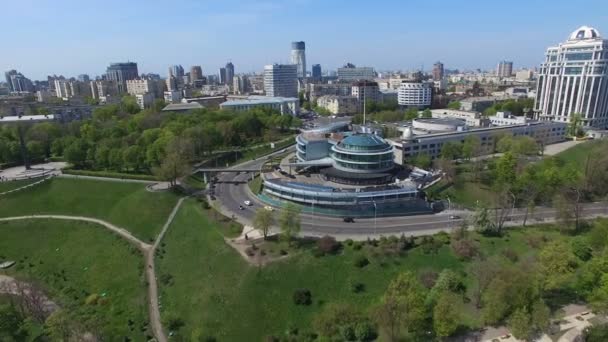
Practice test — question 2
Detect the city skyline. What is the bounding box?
[2,0,608,80]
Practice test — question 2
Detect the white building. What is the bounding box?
[489,111,528,126]
[535,26,608,128]
[54,80,73,99]
[397,81,432,108]
[516,69,534,81]
[264,64,298,98]
[291,42,306,79]
[337,65,375,81]
[127,79,155,96]
[430,109,489,127]
[316,95,359,115]
[136,93,155,109]
[220,96,299,115]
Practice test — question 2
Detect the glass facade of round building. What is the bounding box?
[331,134,394,173]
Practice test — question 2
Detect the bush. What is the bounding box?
[450,238,479,260]
[293,289,312,305]
[354,255,369,268]
[85,293,100,305]
[345,239,354,246]
[420,236,442,254]
[350,281,365,293]
[419,270,439,289]
[317,235,341,255]
[353,242,363,251]
[502,248,519,262]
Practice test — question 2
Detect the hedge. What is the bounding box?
[62,169,158,181]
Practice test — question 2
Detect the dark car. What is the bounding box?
[343,217,355,223]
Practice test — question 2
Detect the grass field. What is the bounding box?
[0,177,179,241]
[0,177,44,193]
[555,139,608,171]
[156,200,572,340]
[0,219,148,339]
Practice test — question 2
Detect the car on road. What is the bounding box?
[343,217,355,223]
[264,206,274,211]
[244,200,252,206]
[239,205,245,210]
[449,215,461,219]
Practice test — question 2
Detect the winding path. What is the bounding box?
[0,199,186,342]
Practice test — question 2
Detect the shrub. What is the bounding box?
[354,255,369,268]
[345,239,354,246]
[279,249,288,256]
[317,235,341,255]
[62,168,158,181]
[419,270,439,289]
[350,281,365,293]
[85,293,100,305]
[160,273,174,286]
[353,242,363,251]
[450,238,479,260]
[502,248,519,262]
[293,289,312,305]
[420,236,442,254]
[312,249,325,258]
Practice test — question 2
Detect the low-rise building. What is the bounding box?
[316,95,359,115]
[488,111,528,126]
[220,95,299,115]
[430,109,489,127]
[164,90,183,104]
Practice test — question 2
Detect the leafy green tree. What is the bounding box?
[530,300,551,333]
[404,108,419,120]
[568,113,584,137]
[462,135,481,160]
[313,303,376,341]
[278,202,301,243]
[440,141,462,160]
[421,108,432,118]
[0,304,27,340]
[433,292,461,338]
[410,153,432,169]
[375,271,427,341]
[253,208,273,240]
[508,308,533,340]
[153,137,193,186]
[447,101,461,109]
[539,240,578,290]
[495,152,517,185]
[64,140,88,168]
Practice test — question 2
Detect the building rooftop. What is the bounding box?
[339,133,390,148]
[220,95,298,107]
[0,115,56,123]
[568,26,601,41]
[162,102,204,111]
[414,118,467,126]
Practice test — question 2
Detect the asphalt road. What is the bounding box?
[213,148,608,237]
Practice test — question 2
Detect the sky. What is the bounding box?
[3,0,608,80]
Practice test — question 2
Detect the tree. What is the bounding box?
[462,135,481,160]
[153,137,193,186]
[447,101,461,109]
[278,202,301,243]
[410,153,431,169]
[539,241,578,290]
[568,113,584,137]
[404,108,419,120]
[495,152,517,185]
[508,308,533,340]
[421,108,432,118]
[433,292,461,338]
[253,208,273,240]
[554,187,584,233]
[440,141,462,160]
[468,257,501,308]
[313,303,376,341]
[530,300,551,333]
[374,272,427,341]
[473,204,495,234]
[64,140,88,168]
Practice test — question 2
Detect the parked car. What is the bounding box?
[244,200,252,206]
[239,205,244,210]
[343,217,355,223]
[449,215,461,219]
[264,206,275,211]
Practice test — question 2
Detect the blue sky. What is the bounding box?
[3,0,608,80]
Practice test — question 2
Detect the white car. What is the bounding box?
[244,200,252,206]
[264,205,274,211]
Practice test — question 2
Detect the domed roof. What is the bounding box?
[568,26,601,41]
[339,133,390,150]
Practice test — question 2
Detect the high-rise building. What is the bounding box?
[105,62,138,93]
[126,79,156,96]
[169,65,184,78]
[78,74,90,83]
[4,70,33,93]
[496,61,513,78]
[190,66,203,82]
[219,67,227,85]
[432,62,444,81]
[337,63,375,81]
[225,62,235,88]
[264,64,298,98]
[398,81,433,108]
[233,75,250,95]
[535,26,608,128]
[312,64,322,82]
[352,81,380,113]
[291,41,307,79]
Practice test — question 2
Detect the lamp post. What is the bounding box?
[373,200,377,236]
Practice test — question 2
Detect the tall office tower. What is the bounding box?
[233,75,250,95]
[219,67,227,85]
[4,70,33,92]
[225,62,235,88]
[496,61,513,77]
[190,66,203,82]
[169,65,184,78]
[432,61,444,81]
[78,74,90,83]
[535,26,608,128]
[264,64,298,98]
[291,41,307,78]
[312,64,322,82]
[105,62,138,93]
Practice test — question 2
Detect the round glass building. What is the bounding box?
[331,134,394,173]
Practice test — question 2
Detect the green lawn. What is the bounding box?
[248,175,263,194]
[0,219,148,339]
[0,178,43,193]
[555,139,608,171]
[0,177,179,241]
[426,178,495,208]
[157,200,466,340]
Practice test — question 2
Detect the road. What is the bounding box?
[213,155,608,238]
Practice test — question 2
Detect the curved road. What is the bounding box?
[214,152,608,238]
[0,201,187,342]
